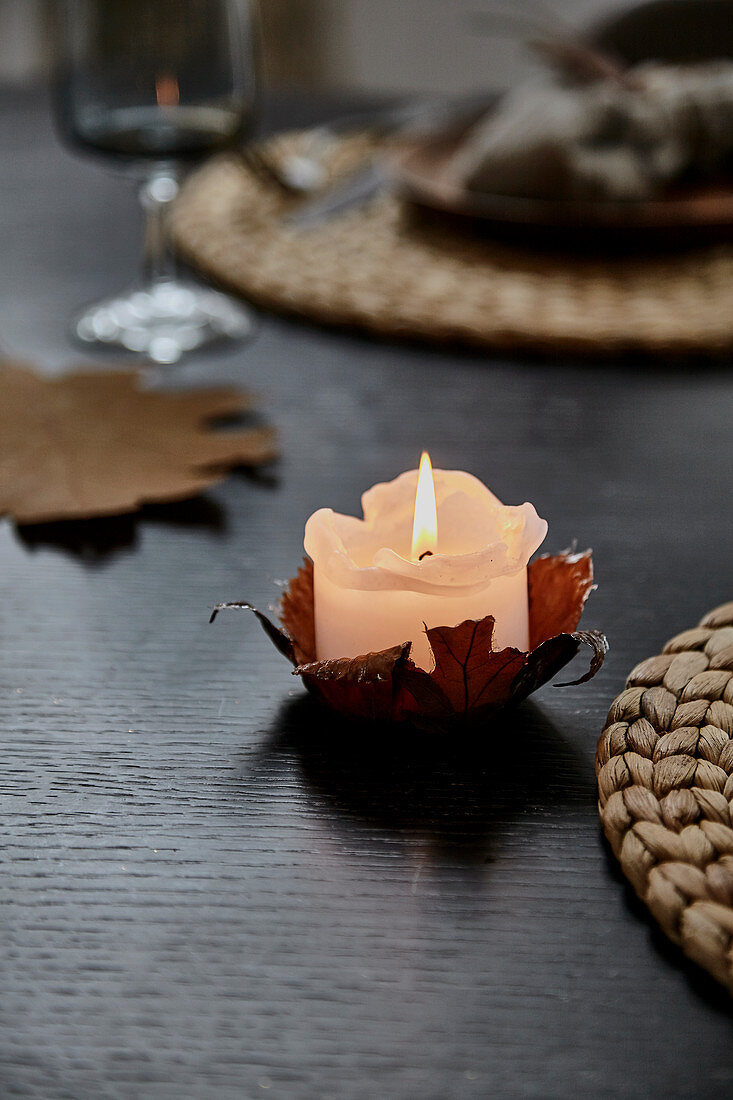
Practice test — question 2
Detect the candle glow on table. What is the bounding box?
[304,454,548,671]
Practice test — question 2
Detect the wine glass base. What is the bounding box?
[73,280,253,364]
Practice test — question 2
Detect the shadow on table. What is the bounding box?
[265,694,590,864]
[15,494,226,563]
[599,835,733,1015]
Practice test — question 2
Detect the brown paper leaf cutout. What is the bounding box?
[214,550,607,727]
[0,362,278,524]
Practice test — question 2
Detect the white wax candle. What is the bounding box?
[304,459,547,671]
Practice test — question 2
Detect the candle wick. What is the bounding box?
[418,550,433,561]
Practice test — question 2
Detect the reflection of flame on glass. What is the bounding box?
[411,451,438,561]
[156,73,180,108]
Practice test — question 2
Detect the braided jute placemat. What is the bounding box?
[596,602,733,991]
[171,132,733,357]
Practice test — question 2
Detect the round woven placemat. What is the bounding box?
[171,132,733,357]
[596,602,733,991]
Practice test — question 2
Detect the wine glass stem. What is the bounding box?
[140,172,180,286]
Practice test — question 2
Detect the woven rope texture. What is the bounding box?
[596,602,733,991]
[171,132,733,357]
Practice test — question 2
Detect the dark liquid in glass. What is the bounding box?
[61,103,248,167]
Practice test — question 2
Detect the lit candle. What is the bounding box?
[304,454,548,671]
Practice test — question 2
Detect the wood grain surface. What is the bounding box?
[1,87,732,1099]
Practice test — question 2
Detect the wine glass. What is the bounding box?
[55,0,258,364]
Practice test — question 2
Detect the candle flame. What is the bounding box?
[156,73,180,108]
[411,451,438,561]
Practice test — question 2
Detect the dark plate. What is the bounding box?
[389,126,733,233]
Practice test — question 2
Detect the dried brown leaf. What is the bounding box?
[211,551,607,727]
[0,362,278,524]
[280,559,316,664]
[560,630,609,685]
[297,644,410,684]
[297,643,413,723]
[528,548,595,648]
[512,628,608,704]
[400,618,526,719]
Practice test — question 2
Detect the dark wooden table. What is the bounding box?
[2,86,732,1099]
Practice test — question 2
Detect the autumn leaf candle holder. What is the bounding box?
[211,461,607,729]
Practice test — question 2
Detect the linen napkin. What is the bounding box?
[449,58,733,201]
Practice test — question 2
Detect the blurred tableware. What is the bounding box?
[388,114,733,239]
[449,59,733,201]
[55,0,257,363]
[284,97,495,228]
[286,161,389,229]
[387,0,733,244]
[256,97,483,196]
